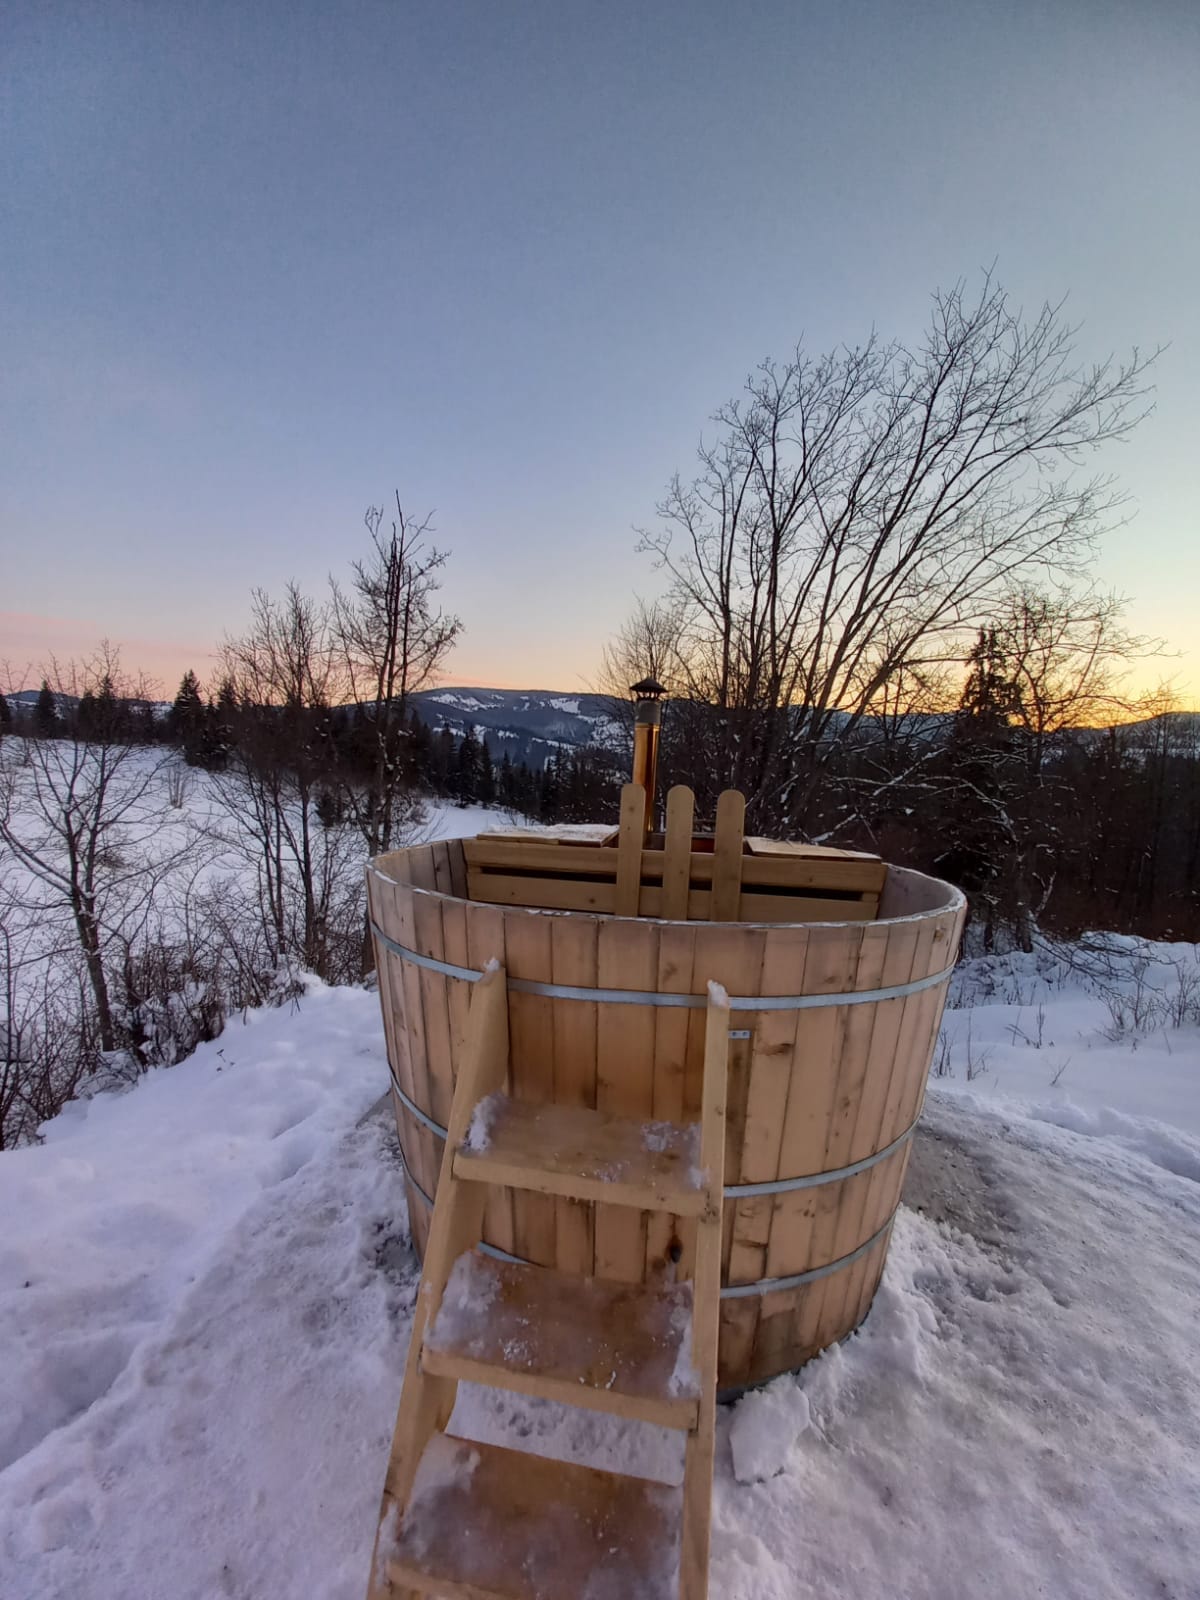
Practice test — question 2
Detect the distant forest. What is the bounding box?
[3,661,1197,948]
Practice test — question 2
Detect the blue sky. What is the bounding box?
[3,1,1198,701]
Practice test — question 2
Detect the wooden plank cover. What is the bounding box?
[454,1097,707,1216]
[384,1433,682,1600]
[423,1248,698,1428]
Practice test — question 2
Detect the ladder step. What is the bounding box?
[422,1249,700,1429]
[453,1095,707,1214]
[381,1433,682,1600]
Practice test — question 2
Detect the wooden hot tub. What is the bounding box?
[367,786,965,1391]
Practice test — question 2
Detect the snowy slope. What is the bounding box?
[3,956,1200,1598]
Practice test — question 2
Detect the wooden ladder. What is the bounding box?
[366,960,730,1600]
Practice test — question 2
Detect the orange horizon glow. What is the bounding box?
[2,612,1196,715]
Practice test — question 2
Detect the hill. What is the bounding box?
[410,686,621,767]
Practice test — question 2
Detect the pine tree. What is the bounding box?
[940,628,1030,948]
[456,724,483,804]
[479,737,496,806]
[498,749,515,808]
[432,725,456,795]
[170,670,208,764]
[34,679,59,739]
[0,690,10,739]
[76,689,99,740]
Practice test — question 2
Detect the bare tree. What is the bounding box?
[992,585,1162,775]
[215,585,349,978]
[330,495,462,860]
[0,646,179,1057]
[638,272,1157,830]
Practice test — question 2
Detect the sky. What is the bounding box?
[2,0,1198,705]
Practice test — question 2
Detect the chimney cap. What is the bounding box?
[629,676,667,699]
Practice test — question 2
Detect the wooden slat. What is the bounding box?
[466,837,882,894]
[431,840,456,896]
[453,1099,706,1216]
[422,1249,699,1428]
[475,823,619,844]
[745,837,880,861]
[464,900,514,1257]
[406,844,437,890]
[710,789,746,920]
[661,785,695,919]
[383,1434,682,1600]
[468,868,618,914]
[725,930,809,1326]
[440,895,473,1087]
[549,913,600,1275]
[394,880,437,1203]
[785,923,873,1364]
[470,838,883,902]
[463,839,621,874]
[614,783,645,916]
[680,987,729,1600]
[595,918,659,1281]
[696,922,764,1385]
[413,891,454,1129]
[504,912,558,1268]
[468,874,875,924]
[446,837,468,899]
[762,926,863,1287]
[646,920,698,1276]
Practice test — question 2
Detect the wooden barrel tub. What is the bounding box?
[367,827,965,1392]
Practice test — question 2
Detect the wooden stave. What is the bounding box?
[369,841,965,1386]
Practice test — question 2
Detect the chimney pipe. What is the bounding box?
[629,677,667,838]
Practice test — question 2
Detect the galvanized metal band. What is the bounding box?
[393,1139,896,1300]
[716,1213,896,1298]
[369,921,954,1011]
[390,1131,530,1267]
[726,1115,919,1196]
[387,1067,449,1139]
[389,1064,916,1198]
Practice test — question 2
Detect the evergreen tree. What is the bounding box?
[76,689,99,740]
[169,670,208,763]
[0,690,10,740]
[431,725,456,795]
[407,708,434,789]
[203,678,240,770]
[479,737,496,806]
[456,724,483,804]
[939,629,1030,948]
[498,749,516,808]
[34,679,59,739]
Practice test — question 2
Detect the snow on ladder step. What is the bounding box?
[379,1432,683,1600]
[422,1248,701,1430]
[454,1093,708,1215]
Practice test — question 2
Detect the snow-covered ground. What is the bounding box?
[3,937,1199,1598]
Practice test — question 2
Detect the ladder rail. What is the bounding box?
[367,963,509,1597]
[366,961,730,1600]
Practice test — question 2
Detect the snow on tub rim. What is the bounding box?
[365,807,965,1391]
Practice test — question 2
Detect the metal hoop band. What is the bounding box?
[369,921,954,1012]
[391,1132,896,1301]
[386,1066,917,1197]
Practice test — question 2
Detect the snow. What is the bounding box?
[938,940,1200,1134]
[728,1378,810,1484]
[3,945,1200,1598]
[476,822,616,842]
[463,1090,503,1152]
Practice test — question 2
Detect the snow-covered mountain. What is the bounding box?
[410,686,622,766]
